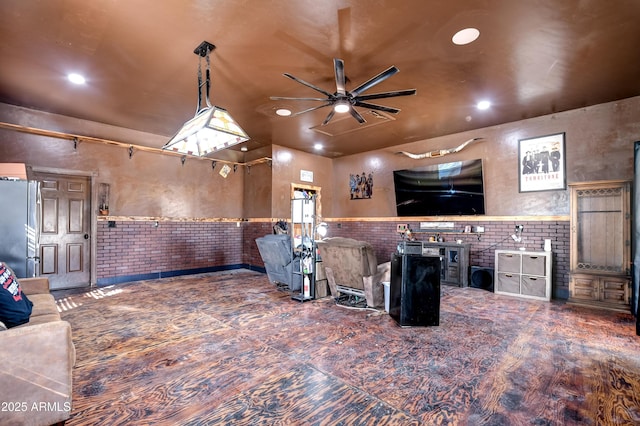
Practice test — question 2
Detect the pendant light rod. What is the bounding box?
[194,41,215,114]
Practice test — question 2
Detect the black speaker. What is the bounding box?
[390,253,441,327]
[470,266,494,292]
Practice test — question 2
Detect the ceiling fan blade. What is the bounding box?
[291,102,332,116]
[321,109,336,126]
[334,58,346,95]
[349,107,366,124]
[355,89,417,101]
[354,101,401,114]
[350,66,399,96]
[270,96,328,101]
[283,73,334,97]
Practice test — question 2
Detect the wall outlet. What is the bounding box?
[397,224,408,233]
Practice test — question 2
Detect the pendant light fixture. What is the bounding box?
[163,41,249,157]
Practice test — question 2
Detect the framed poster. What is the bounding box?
[349,172,373,199]
[518,132,566,192]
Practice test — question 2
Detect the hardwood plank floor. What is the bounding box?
[54,270,640,425]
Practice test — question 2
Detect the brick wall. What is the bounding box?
[100,217,570,299]
[244,221,274,269]
[322,219,570,299]
[96,219,243,285]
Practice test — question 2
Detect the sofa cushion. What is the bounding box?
[28,293,60,317]
[0,262,33,328]
[18,313,61,326]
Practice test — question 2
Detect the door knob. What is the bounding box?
[84,234,89,240]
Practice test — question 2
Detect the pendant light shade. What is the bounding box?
[164,106,249,156]
[163,41,249,156]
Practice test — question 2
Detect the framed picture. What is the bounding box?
[349,172,373,199]
[518,132,566,192]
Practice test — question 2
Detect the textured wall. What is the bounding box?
[270,145,334,219]
[330,97,640,218]
[2,98,637,294]
[0,104,246,219]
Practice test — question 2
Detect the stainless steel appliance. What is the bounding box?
[0,179,39,278]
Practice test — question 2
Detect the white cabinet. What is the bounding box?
[495,250,552,301]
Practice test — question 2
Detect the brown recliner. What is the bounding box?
[316,237,390,308]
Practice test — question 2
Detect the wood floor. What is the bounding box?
[54,270,640,425]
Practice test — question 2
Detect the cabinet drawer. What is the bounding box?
[570,275,598,301]
[496,273,520,293]
[521,276,546,298]
[497,253,520,273]
[601,277,630,306]
[601,277,628,292]
[522,255,546,276]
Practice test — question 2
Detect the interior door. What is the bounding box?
[34,172,91,289]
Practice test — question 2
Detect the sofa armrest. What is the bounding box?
[18,277,50,295]
[362,262,391,308]
[0,320,74,425]
[374,261,391,284]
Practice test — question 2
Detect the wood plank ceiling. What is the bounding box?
[1,0,639,158]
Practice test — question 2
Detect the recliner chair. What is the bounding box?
[316,237,390,308]
[255,234,302,291]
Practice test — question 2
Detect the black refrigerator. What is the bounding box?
[389,253,441,327]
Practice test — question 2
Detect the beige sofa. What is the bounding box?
[317,237,390,308]
[0,277,75,426]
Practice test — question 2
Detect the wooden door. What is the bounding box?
[34,172,91,289]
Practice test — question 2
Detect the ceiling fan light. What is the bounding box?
[334,102,350,113]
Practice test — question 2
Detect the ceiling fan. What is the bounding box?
[270,58,416,126]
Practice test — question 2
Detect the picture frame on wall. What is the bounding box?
[518,132,566,192]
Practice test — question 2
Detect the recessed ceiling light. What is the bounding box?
[276,108,291,116]
[477,100,491,110]
[240,146,248,152]
[67,73,86,85]
[452,28,480,45]
[314,143,323,150]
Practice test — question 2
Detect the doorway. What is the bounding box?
[291,183,322,218]
[33,172,92,289]
[291,183,322,238]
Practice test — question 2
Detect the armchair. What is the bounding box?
[255,234,302,291]
[316,237,390,308]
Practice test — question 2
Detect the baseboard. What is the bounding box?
[96,264,251,286]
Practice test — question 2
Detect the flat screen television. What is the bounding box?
[393,159,485,216]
